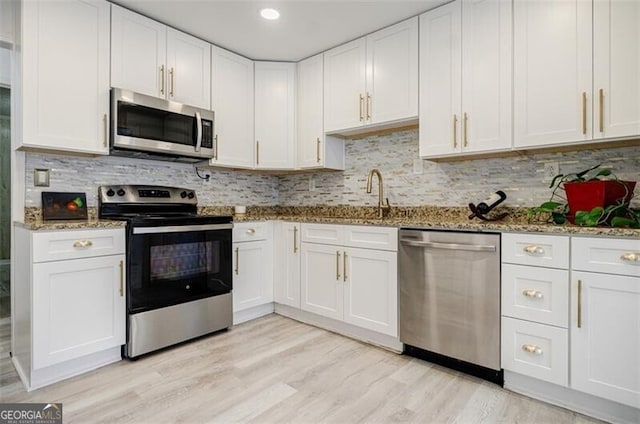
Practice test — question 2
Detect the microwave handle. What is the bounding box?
[195,111,202,152]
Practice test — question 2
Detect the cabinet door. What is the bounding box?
[21,0,110,154]
[461,0,512,153]
[111,5,166,99]
[210,46,255,169]
[274,222,301,308]
[419,1,462,157]
[32,255,125,369]
[593,0,640,140]
[343,247,397,336]
[233,241,273,312]
[324,38,367,133]
[513,0,592,147]
[166,28,211,109]
[300,243,343,320]
[254,62,295,169]
[366,17,418,125]
[571,272,640,409]
[297,54,324,169]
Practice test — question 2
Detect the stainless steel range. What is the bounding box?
[99,185,233,358]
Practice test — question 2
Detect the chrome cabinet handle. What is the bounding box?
[522,289,543,299]
[343,251,347,282]
[523,245,544,255]
[620,252,639,263]
[246,228,256,235]
[293,226,298,254]
[119,260,124,297]
[359,94,364,121]
[336,251,341,280]
[160,65,165,95]
[73,240,93,248]
[522,344,543,355]
[235,247,239,275]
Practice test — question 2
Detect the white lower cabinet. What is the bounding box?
[13,226,126,390]
[299,224,398,337]
[570,237,640,409]
[33,255,126,369]
[274,222,301,308]
[232,222,273,317]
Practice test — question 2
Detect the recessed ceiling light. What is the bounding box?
[260,8,280,20]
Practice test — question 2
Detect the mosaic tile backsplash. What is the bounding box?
[25,129,639,209]
[25,153,279,207]
[278,129,640,208]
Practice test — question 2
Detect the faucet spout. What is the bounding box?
[366,168,391,218]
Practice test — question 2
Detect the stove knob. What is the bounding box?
[187,192,195,199]
[106,189,115,197]
[117,189,126,197]
[180,191,187,198]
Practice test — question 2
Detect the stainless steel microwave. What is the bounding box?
[111,88,215,162]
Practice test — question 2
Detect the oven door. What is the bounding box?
[127,223,232,314]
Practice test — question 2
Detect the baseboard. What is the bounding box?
[504,371,640,424]
[274,303,402,352]
[233,303,275,325]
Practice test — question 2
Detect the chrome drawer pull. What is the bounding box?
[246,228,256,235]
[523,245,544,255]
[522,344,543,355]
[620,252,639,263]
[73,240,93,248]
[522,289,543,299]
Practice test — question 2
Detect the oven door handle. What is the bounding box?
[133,223,233,234]
[195,111,203,152]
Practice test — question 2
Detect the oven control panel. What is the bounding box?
[99,185,197,204]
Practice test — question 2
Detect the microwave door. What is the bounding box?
[195,111,202,152]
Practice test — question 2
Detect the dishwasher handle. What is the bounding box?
[400,238,497,252]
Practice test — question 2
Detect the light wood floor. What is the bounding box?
[0,314,602,423]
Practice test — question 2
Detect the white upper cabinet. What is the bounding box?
[593,0,640,140]
[111,5,166,99]
[296,54,345,170]
[254,62,295,169]
[111,6,211,109]
[20,0,110,155]
[513,0,592,148]
[420,0,512,158]
[324,17,418,134]
[166,28,211,109]
[209,46,255,169]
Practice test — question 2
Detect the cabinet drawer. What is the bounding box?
[501,317,568,387]
[233,222,269,242]
[502,264,568,327]
[32,228,125,263]
[572,237,640,276]
[301,223,343,245]
[343,225,397,251]
[502,233,569,269]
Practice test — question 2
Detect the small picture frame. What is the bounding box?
[42,192,88,221]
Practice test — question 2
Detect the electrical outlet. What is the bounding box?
[544,162,559,180]
[309,177,316,192]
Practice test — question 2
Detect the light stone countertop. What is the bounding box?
[20,206,640,238]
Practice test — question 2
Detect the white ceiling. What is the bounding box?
[112,0,449,61]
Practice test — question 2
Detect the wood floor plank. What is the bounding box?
[0,314,605,423]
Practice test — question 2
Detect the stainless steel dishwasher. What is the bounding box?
[399,229,502,384]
